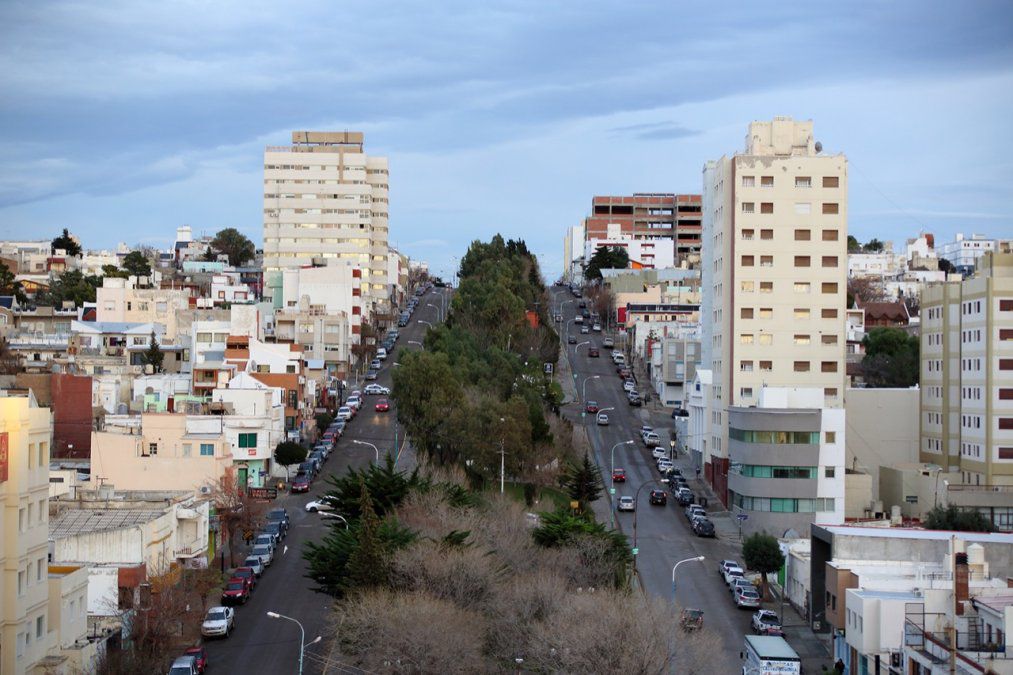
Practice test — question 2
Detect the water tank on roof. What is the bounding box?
[968,543,985,566]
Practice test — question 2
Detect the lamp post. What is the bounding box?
[669,438,676,462]
[574,340,589,361]
[407,340,424,351]
[498,417,506,494]
[328,514,349,530]
[558,298,574,319]
[632,479,665,577]
[266,611,321,675]
[581,374,600,403]
[671,555,705,602]
[609,440,635,528]
[425,302,443,322]
[418,319,433,330]
[352,439,379,463]
[565,318,576,344]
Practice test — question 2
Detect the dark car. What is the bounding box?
[675,489,695,506]
[585,400,599,414]
[291,473,311,493]
[588,347,599,357]
[567,335,577,344]
[262,520,285,541]
[365,369,378,380]
[693,518,716,538]
[649,489,668,506]
[298,460,317,478]
[266,508,289,531]
[627,394,642,407]
[617,367,631,378]
[680,608,704,632]
[221,578,250,605]
[183,646,209,673]
[231,566,256,591]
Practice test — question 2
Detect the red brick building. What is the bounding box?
[583,193,702,258]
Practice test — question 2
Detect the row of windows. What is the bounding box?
[740,307,839,320]
[731,492,836,513]
[738,465,819,479]
[741,202,839,215]
[741,175,839,189]
[739,387,839,400]
[741,255,839,268]
[739,334,839,346]
[741,228,839,242]
[739,281,840,294]
[729,428,821,445]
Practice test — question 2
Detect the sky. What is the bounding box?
[1,1,1011,281]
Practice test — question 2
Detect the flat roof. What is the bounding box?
[818,524,1013,544]
[976,595,1013,611]
[851,589,923,601]
[50,508,165,538]
[745,635,800,659]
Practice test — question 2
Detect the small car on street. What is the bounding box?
[250,544,274,567]
[201,606,235,638]
[291,473,311,493]
[611,467,626,483]
[596,412,609,426]
[182,646,208,673]
[602,337,614,348]
[221,578,250,605]
[693,518,716,538]
[588,346,599,357]
[617,496,636,512]
[752,610,784,636]
[649,489,668,506]
[242,557,264,577]
[735,586,762,609]
[585,400,599,414]
[168,655,200,675]
[567,335,577,344]
[305,499,333,513]
[365,369,378,380]
[364,383,390,395]
[375,398,390,412]
[231,566,256,591]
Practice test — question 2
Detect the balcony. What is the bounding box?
[173,545,206,559]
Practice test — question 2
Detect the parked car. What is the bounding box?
[679,608,704,632]
[649,489,668,506]
[567,335,577,344]
[592,323,602,332]
[168,655,200,675]
[693,518,716,537]
[675,488,695,506]
[596,412,609,426]
[723,565,745,586]
[364,384,390,395]
[375,398,391,412]
[656,459,674,474]
[253,534,276,552]
[623,379,636,393]
[298,461,317,478]
[376,348,387,360]
[585,400,599,414]
[262,520,285,541]
[242,557,265,577]
[642,432,661,448]
[603,337,614,348]
[651,447,668,460]
[627,393,642,406]
[266,508,290,531]
[580,325,589,334]
[611,467,627,483]
[617,496,636,512]
[221,578,250,605]
[291,473,311,493]
[336,406,353,421]
[305,499,333,513]
[685,504,706,521]
[752,610,784,636]
[735,586,762,609]
[365,369,379,380]
[718,559,740,576]
[182,646,208,674]
[731,577,754,596]
[231,566,257,591]
[201,606,235,638]
[250,544,274,567]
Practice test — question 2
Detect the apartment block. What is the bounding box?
[583,193,702,259]
[262,131,390,312]
[920,251,1013,494]
[698,117,848,516]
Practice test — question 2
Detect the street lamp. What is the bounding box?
[669,438,676,462]
[498,417,507,494]
[581,374,600,403]
[265,611,322,675]
[609,440,635,528]
[418,319,433,330]
[327,514,349,530]
[574,340,589,361]
[671,555,705,601]
[425,302,443,322]
[352,439,380,463]
[558,298,574,319]
[407,340,424,351]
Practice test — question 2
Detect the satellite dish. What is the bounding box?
[814,141,823,153]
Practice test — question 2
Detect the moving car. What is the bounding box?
[602,337,614,348]
[291,473,311,493]
[201,606,235,638]
[680,608,704,632]
[304,499,333,513]
[364,384,390,395]
[580,325,589,334]
[596,412,609,426]
[735,586,762,609]
[375,398,390,412]
[220,578,250,605]
[752,610,784,636]
[617,496,636,512]
[587,346,599,357]
[611,467,626,483]
[649,489,668,506]
[567,335,577,344]
[584,400,599,414]
[693,518,716,537]
[182,646,208,674]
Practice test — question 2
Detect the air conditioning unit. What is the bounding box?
[199,486,211,495]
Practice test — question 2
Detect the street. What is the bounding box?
[551,287,753,673]
[200,289,445,674]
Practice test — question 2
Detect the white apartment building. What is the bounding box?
[938,233,1003,273]
[699,116,848,519]
[96,277,191,341]
[584,230,677,270]
[262,131,390,313]
[563,224,584,283]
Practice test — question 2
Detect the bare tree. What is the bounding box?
[847,276,887,305]
[204,469,265,567]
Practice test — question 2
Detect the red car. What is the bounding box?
[585,400,599,414]
[612,468,627,483]
[291,474,311,493]
[221,578,250,605]
[183,646,208,673]
[231,566,256,591]
[375,398,390,412]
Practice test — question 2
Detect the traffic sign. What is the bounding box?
[736,514,749,521]
[609,487,616,495]
[632,547,639,556]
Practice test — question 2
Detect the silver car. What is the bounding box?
[617,496,636,512]
[201,606,235,638]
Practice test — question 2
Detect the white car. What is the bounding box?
[305,499,334,513]
[596,412,609,426]
[346,395,362,410]
[592,323,602,332]
[623,380,636,392]
[251,544,274,567]
[335,406,353,421]
[642,432,661,447]
[617,496,636,512]
[201,606,235,638]
[657,460,674,474]
[651,447,668,459]
[723,565,745,586]
[363,384,390,396]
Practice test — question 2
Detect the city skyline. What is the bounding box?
[1,1,1011,279]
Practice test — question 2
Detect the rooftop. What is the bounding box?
[50,508,165,539]
[819,524,1013,544]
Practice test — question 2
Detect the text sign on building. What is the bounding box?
[0,432,7,482]
[247,487,278,500]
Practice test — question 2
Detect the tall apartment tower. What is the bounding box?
[920,250,1013,487]
[262,131,390,310]
[699,118,848,530]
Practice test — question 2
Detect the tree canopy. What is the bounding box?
[742,532,785,599]
[35,270,102,308]
[139,332,164,373]
[861,327,919,388]
[923,504,993,532]
[51,228,82,256]
[121,250,152,277]
[0,262,27,304]
[562,452,603,510]
[584,246,629,281]
[274,441,307,469]
[211,228,255,267]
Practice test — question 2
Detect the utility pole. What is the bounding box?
[499,417,506,494]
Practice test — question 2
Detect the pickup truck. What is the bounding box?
[642,432,661,448]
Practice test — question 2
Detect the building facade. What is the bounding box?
[583,194,702,260]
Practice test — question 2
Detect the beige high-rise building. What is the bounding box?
[262,131,390,312]
[699,117,848,522]
[920,250,1013,488]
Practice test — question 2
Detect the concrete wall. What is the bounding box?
[845,387,920,500]
[52,373,93,459]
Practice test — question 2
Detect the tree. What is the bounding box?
[861,327,919,387]
[923,504,993,532]
[211,228,255,267]
[863,238,885,253]
[204,469,265,567]
[562,452,603,509]
[274,441,307,477]
[0,262,26,304]
[315,412,333,432]
[344,482,393,591]
[938,257,955,275]
[101,263,129,279]
[34,269,102,308]
[742,532,785,600]
[584,246,629,281]
[202,246,217,262]
[122,250,152,277]
[847,276,886,307]
[847,235,861,253]
[0,337,22,375]
[139,332,164,373]
[51,228,81,256]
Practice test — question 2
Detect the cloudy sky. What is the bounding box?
[1,1,1011,279]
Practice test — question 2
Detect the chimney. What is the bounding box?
[955,552,969,615]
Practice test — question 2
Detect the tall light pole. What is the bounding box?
[558,298,574,319]
[266,611,321,675]
[498,417,506,494]
[352,439,379,463]
[418,319,433,330]
[407,340,424,351]
[425,302,443,322]
[574,340,589,362]
[671,555,705,601]
[609,440,635,528]
[565,318,576,344]
[581,374,600,403]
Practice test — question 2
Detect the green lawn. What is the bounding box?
[497,482,570,511]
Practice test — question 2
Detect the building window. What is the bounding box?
[795,256,811,267]
[760,176,774,188]
[822,308,838,319]
[182,443,192,457]
[742,228,755,240]
[794,308,810,319]
[795,176,811,188]
[826,431,837,444]
[741,308,754,319]
[759,360,772,372]
[742,202,755,213]
[822,229,839,241]
[286,364,297,373]
[760,202,774,214]
[795,229,811,241]
[794,335,811,345]
[760,255,773,267]
[822,282,838,294]
[999,448,1013,460]
[1002,359,1013,371]
[759,308,773,319]
[760,282,773,293]
[761,229,773,240]
[794,361,810,372]
[288,390,298,408]
[759,334,773,345]
[1000,419,1013,431]
[740,334,754,345]
[730,429,819,444]
[36,616,44,638]
[740,388,754,398]
[823,176,839,188]
[821,335,838,345]
[822,256,839,268]
[999,389,1013,400]
[824,388,838,398]
[238,433,257,448]
[742,176,755,187]
[822,203,839,215]
[1000,329,1013,341]
[1000,300,1013,312]
[148,443,158,456]
[742,255,755,267]
[741,281,754,292]
[740,361,754,372]
[794,282,811,294]
[794,202,811,214]
[200,443,214,456]
[821,361,838,373]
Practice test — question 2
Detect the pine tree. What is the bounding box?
[343,481,390,591]
[562,452,604,509]
[140,331,164,373]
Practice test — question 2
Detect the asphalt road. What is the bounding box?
[551,287,752,673]
[200,289,445,675]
